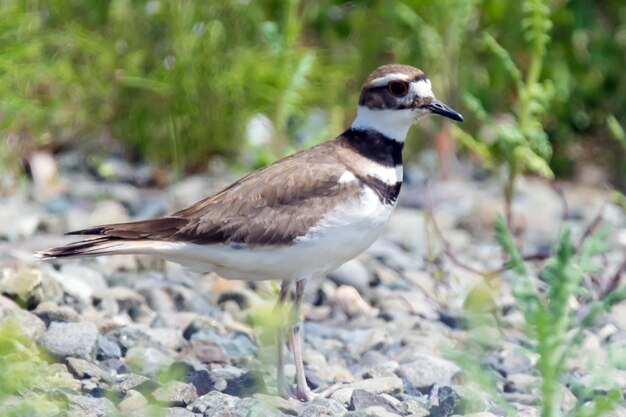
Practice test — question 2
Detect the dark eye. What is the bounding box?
[387,81,409,97]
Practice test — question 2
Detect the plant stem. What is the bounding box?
[504,161,517,230]
[272,0,300,155]
[507,0,549,233]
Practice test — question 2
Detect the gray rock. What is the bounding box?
[227,397,286,417]
[152,381,198,406]
[81,379,99,392]
[97,335,122,359]
[66,357,107,381]
[330,285,378,318]
[191,330,256,361]
[486,348,532,377]
[141,287,178,313]
[66,199,129,235]
[0,267,63,305]
[223,370,267,397]
[118,389,149,413]
[56,264,107,302]
[134,193,168,219]
[395,355,463,391]
[301,397,347,417]
[46,363,83,392]
[126,346,174,377]
[428,385,461,417]
[209,365,245,381]
[342,412,382,417]
[186,370,214,396]
[343,328,389,357]
[182,316,222,340]
[452,385,492,413]
[331,377,404,406]
[191,339,230,364]
[350,389,399,414]
[118,373,152,393]
[364,361,399,379]
[165,408,201,417]
[144,327,185,352]
[39,321,99,361]
[93,286,146,313]
[365,240,418,272]
[512,403,541,417]
[169,175,213,208]
[462,412,500,417]
[99,357,130,375]
[329,259,371,295]
[192,391,240,414]
[395,396,429,417]
[0,196,41,240]
[0,294,19,310]
[33,302,81,325]
[383,208,431,251]
[0,307,46,339]
[106,326,155,353]
[252,393,302,415]
[68,395,116,417]
[506,373,539,393]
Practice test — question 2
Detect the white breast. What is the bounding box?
[292,186,395,271]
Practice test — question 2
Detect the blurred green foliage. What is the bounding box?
[0,321,67,416]
[1,0,625,180]
[454,0,556,229]
[496,217,625,417]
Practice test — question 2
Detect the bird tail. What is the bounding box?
[36,237,129,259]
[37,217,187,260]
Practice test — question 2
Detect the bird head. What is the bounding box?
[352,64,463,142]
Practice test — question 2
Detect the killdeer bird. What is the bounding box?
[39,64,463,401]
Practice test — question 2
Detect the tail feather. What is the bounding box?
[38,217,189,261]
[65,218,187,239]
[37,237,126,259]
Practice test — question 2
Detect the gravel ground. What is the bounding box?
[1,152,626,417]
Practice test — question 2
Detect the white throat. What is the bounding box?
[351,106,415,142]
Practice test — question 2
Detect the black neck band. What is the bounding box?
[340,128,404,167]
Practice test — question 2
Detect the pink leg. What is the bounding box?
[288,279,312,401]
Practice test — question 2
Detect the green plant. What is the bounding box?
[454,0,555,229]
[496,217,623,417]
[2,1,626,186]
[0,320,69,416]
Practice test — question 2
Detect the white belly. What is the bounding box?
[142,187,394,281]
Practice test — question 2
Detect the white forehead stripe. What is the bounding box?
[412,79,433,97]
[369,73,412,87]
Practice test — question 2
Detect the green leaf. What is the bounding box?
[451,125,495,166]
[515,146,554,178]
[481,33,523,88]
[607,115,626,150]
[495,216,527,275]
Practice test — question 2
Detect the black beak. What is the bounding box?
[425,99,464,122]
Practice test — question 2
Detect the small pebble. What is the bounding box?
[39,321,99,361]
[118,389,149,412]
[152,381,198,407]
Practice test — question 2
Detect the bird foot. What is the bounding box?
[278,382,293,400]
[290,382,347,402]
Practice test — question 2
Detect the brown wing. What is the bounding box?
[68,143,360,246]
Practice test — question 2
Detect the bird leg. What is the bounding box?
[275,280,291,398]
[288,279,312,401]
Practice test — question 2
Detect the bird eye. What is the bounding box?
[387,81,409,97]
